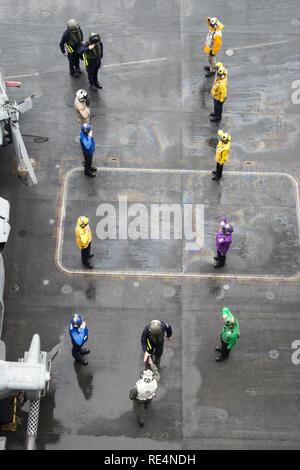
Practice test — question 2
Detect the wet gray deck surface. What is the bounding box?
[0,0,300,450]
[61,169,300,276]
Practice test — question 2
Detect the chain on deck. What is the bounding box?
[27,399,40,436]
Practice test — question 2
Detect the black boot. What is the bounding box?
[88,254,94,259]
[204,65,210,71]
[212,175,221,181]
[95,82,103,89]
[83,262,93,269]
[85,171,96,177]
[212,170,217,175]
[215,355,228,362]
[91,167,97,172]
[210,116,221,122]
[137,417,144,427]
[215,346,222,352]
[80,348,90,355]
[214,262,224,268]
[70,71,80,77]
[205,70,216,77]
[76,357,88,365]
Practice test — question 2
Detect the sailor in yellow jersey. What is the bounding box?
[212,130,231,180]
[210,62,227,122]
[75,216,94,268]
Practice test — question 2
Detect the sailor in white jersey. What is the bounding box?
[129,357,160,427]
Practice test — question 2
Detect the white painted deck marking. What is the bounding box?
[56,167,300,282]
[103,57,169,68]
[4,72,40,79]
[5,58,170,80]
[229,40,289,52]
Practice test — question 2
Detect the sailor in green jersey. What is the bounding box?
[215,307,240,362]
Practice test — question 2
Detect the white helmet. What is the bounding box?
[209,17,218,27]
[76,89,88,102]
[142,370,153,383]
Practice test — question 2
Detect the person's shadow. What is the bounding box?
[73,362,94,401]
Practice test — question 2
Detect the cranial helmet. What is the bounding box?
[216,63,226,76]
[225,224,234,234]
[78,216,89,228]
[67,19,79,31]
[222,307,234,326]
[149,320,162,336]
[76,89,88,102]
[220,218,227,229]
[89,32,100,44]
[220,218,233,234]
[209,17,218,27]
[142,369,153,383]
[218,129,231,144]
[81,123,92,134]
[71,313,83,328]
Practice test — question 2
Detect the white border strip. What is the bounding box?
[103,57,169,68]
[231,40,290,51]
[56,167,300,281]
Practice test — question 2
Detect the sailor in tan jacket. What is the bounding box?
[74,89,91,124]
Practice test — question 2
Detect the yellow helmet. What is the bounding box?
[77,216,89,228]
[218,130,231,143]
[216,63,226,76]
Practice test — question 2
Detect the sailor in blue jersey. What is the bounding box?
[69,314,90,365]
[79,123,97,177]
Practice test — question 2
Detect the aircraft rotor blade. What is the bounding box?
[10,121,37,185]
[17,96,33,114]
[0,110,9,120]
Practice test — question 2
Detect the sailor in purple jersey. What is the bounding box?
[214,217,233,268]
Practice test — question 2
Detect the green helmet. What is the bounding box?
[149,320,162,336]
[222,307,235,325]
[67,19,79,31]
[89,32,100,44]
